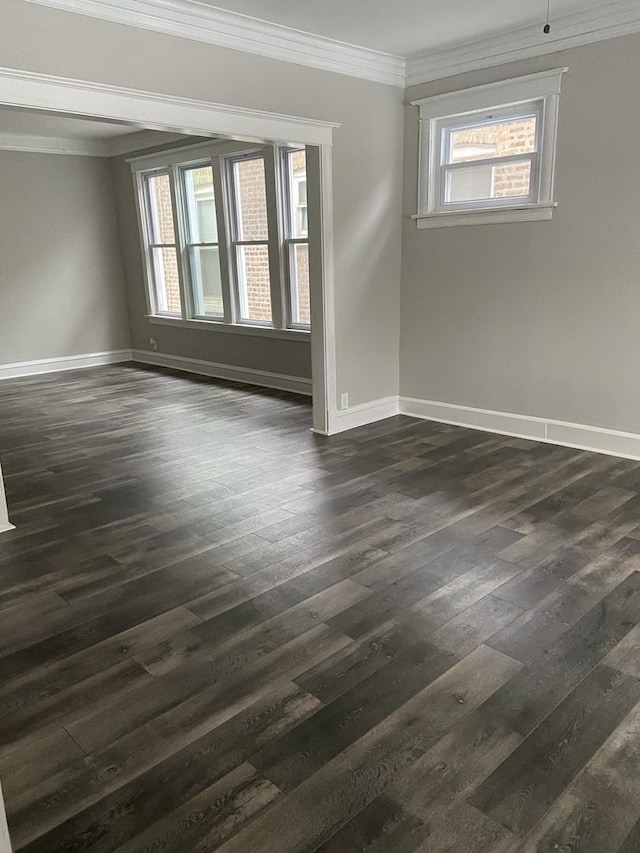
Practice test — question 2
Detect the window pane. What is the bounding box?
[233,157,268,240]
[151,246,181,314]
[448,115,537,164]
[290,243,310,326]
[183,166,217,243]
[492,160,533,198]
[237,244,272,323]
[287,149,308,238]
[189,246,223,317]
[446,166,493,203]
[445,160,532,204]
[146,173,175,244]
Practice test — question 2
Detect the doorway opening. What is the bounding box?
[0,67,337,434]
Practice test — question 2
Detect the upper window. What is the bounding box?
[412,68,567,229]
[133,143,311,335]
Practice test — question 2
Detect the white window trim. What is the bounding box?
[145,314,309,340]
[180,162,223,321]
[226,149,274,327]
[411,68,568,229]
[282,147,310,330]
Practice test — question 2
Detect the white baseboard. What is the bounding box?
[400,396,640,462]
[0,349,132,381]
[326,396,400,435]
[3,346,638,462]
[131,349,312,396]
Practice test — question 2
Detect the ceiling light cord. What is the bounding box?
[544,0,551,34]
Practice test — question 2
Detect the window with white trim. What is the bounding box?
[282,148,310,327]
[228,153,273,325]
[412,68,567,229]
[143,171,182,315]
[133,142,311,335]
[181,164,223,319]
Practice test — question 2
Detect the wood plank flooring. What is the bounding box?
[2,364,640,851]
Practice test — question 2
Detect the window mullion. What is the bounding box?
[168,164,191,321]
[444,153,534,172]
[215,155,237,325]
[281,151,294,329]
[263,146,286,330]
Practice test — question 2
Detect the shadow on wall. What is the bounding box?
[338,169,400,322]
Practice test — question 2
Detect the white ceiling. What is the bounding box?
[194,0,607,56]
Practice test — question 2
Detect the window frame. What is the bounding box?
[226,150,274,328]
[282,147,311,330]
[130,140,310,340]
[412,68,568,229]
[179,161,225,322]
[140,168,183,317]
[436,101,542,212]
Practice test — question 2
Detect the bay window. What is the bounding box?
[133,142,310,336]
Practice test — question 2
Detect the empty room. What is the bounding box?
[1,1,640,851]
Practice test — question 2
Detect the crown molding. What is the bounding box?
[19,0,640,91]
[0,128,190,156]
[0,131,109,156]
[106,129,187,155]
[406,0,640,86]
[23,0,406,88]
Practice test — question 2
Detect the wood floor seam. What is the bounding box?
[61,725,90,758]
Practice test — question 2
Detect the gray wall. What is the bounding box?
[1,0,403,407]
[0,150,129,365]
[402,34,640,434]
[110,154,312,381]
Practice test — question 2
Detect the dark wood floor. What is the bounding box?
[1,365,640,852]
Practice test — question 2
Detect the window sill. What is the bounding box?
[412,202,557,229]
[146,315,311,341]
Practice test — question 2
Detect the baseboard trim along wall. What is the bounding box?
[3,350,638,461]
[0,348,312,397]
[130,349,313,396]
[399,396,640,462]
[325,396,400,435]
[0,349,132,381]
